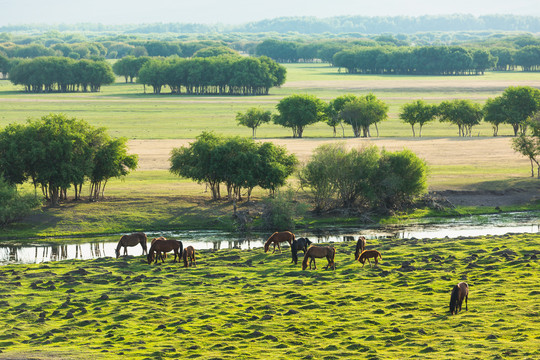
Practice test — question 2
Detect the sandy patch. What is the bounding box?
[129,137,527,171]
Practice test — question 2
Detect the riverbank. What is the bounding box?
[0,233,538,359]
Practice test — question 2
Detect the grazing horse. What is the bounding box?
[449,282,469,315]
[302,245,336,271]
[115,232,147,258]
[291,237,313,264]
[354,236,367,261]
[147,239,183,264]
[182,246,196,268]
[358,249,381,267]
[264,231,295,254]
[149,237,169,262]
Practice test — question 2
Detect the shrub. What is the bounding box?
[262,188,307,231]
[0,176,41,228]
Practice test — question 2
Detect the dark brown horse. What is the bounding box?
[149,237,168,262]
[264,231,295,254]
[450,282,469,315]
[115,232,147,258]
[302,245,336,270]
[354,236,367,261]
[182,246,196,267]
[291,237,313,264]
[358,249,381,267]
[147,239,183,264]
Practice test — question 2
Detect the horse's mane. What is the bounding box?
[449,285,459,313]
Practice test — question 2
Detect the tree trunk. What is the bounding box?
[411,124,416,137]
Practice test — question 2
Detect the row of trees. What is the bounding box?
[8,57,115,92]
[137,56,286,95]
[236,86,539,139]
[0,114,138,204]
[333,46,496,75]
[169,132,297,201]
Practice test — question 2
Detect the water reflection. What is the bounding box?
[1,212,538,265]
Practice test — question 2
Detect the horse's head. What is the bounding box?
[146,252,153,264]
[264,242,269,253]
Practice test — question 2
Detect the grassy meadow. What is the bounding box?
[0,233,538,359]
[2,64,540,139]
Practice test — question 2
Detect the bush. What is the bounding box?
[262,188,307,231]
[300,144,428,212]
[0,177,41,228]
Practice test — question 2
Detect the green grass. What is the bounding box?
[2,64,540,138]
[0,233,538,359]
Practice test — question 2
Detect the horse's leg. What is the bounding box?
[465,294,468,311]
[124,246,127,256]
[277,242,282,253]
[272,243,276,254]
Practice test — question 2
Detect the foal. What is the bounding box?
[182,246,196,267]
[358,249,381,267]
[302,245,336,270]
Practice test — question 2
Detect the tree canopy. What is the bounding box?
[273,94,327,138]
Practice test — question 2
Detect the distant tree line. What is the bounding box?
[0,114,138,205]
[3,14,540,34]
[8,57,115,92]
[333,46,496,75]
[137,56,286,95]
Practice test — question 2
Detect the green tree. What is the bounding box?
[326,94,357,137]
[483,97,506,136]
[399,100,438,137]
[511,113,540,178]
[493,86,540,136]
[273,94,327,138]
[438,99,483,136]
[236,107,272,138]
[340,94,388,137]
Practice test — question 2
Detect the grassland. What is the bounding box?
[1,64,539,240]
[3,64,540,139]
[0,233,538,359]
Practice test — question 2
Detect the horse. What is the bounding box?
[302,245,336,271]
[147,239,183,264]
[182,246,196,268]
[358,249,381,267]
[291,237,312,264]
[115,232,147,258]
[149,237,168,262]
[449,282,469,315]
[264,231,295,254]
[354,236,367,261]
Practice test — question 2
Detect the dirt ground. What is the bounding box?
[128,137,539,208]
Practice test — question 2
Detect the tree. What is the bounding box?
[399,100,438,137]
[89,137,138,201]
[326,94,357,137]
[170,133,297,201]
[193,46,238,58]
[492,86,540,136]
[438,99,483,136]
[340,94,388,137]
[483,97,506,136]
[112,56,149,83]
[511,114,540,178]
[236,107,272,138]
[273,94,327,138]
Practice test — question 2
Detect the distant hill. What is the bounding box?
[2,14,540,34]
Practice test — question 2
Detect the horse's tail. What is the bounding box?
[178,240,183,259]
[331,247,336,263]
[449,285,459,314]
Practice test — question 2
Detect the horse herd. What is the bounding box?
[116,230,469,315]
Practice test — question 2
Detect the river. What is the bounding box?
[1,212,538,265]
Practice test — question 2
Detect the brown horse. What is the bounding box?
[302,245,336,270]
[115,232,147,258]
[450,282,469,315]
[264,231,295,254]
[354,236,367,260]
[182,246,196,267]
[149,237,168,262]
[358,249,381,267]
[147,239,183,264]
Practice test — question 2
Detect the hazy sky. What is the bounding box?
[2,0,539,26]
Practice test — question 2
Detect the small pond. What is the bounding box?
[1,211,538,265]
